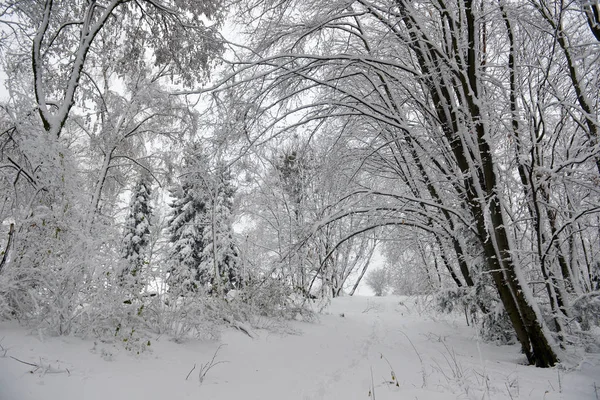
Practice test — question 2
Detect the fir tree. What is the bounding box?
[121,176,152,290]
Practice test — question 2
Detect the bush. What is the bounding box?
[366,268,389,296]
[436,286,515,345]
[235,277,315,321]
[572,291,600,331]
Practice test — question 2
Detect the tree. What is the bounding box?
[121,174,152,291]
[235,139,378,299]
[0,0,224,138]
[78,58,196,225]
[365,268,388,297]
[167,175,209,295]
[203,0,600,366]
[0,0,226,334]
[199,164,242,295]
[274,148,314,293]
[167,147,242,296]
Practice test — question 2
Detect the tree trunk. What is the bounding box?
[0,223,15,275]
[393,0,558,366]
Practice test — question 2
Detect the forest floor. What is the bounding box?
[0,295,599,400]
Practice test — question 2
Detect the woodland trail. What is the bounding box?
[1,296,599,400]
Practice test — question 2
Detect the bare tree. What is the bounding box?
[202,0,600,366]
[0,0,223,138]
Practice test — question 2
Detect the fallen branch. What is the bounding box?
[10,355,70,375]
[10,355,38,367]
[185,363,196,380]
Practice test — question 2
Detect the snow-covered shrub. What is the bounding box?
[0,134,122,336]
[231,276,315,323]
[366,268,388,296]
[0,289,10,319]
[479,304,515,344]
[386,262,437,296]
[572,291,600,331]
[0,199,160,350]
[114,319,154,354]
[436,287,471,314]
[436,285,515,344]
[1,209,109,335]
[566,292,600,353]
[142,293,222,342]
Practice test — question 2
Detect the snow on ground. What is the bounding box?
[1,296,599,400]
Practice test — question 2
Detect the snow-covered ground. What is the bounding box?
[1,296,598,400]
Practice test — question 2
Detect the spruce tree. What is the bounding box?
[200,166,241,295]
[121,176,152,290]
[167,143,216,295]
[167,180,209,294]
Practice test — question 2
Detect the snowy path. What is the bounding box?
[1,296,599,399]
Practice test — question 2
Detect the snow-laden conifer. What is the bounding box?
[199,165,241,295]
[121,175,152,290]
[167,179,209,295]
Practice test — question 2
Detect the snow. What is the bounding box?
[1,295,599,400]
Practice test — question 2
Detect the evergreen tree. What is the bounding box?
[167,180,209,295]
[167,145,241,297]
[121,176,152,290]
[200,165,242,295]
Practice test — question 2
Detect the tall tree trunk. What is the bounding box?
[394,0,558,366]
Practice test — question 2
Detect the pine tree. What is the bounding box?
[121,176,152,290]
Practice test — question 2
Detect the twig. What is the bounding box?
[198,344,228,384]
[362,300,378,314]
[370,366,376,399]
[399,331,426,388]
[439,340,463,379]
[380,353,399,387]
[0,339,7,357]
[10,356,38,368]
[223,316,255,339]
[9,355,69,375]
[185,363,196,380]
[505,382,515,400]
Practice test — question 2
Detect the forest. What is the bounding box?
[0,0,599,374]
